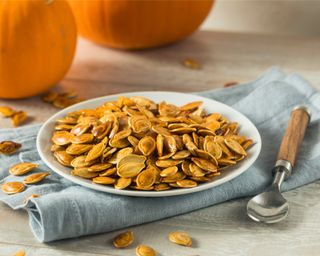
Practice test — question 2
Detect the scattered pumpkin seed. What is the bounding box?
[0,141,21,155]
[182,58,201,70]
[1,181,25,194]
[0,106,15,117]
[23,172,50,184]
[11,111,28,127]
[113,230,134,248]
[135,244,157,256]
[9,162,38,176]
[168,231,192,247]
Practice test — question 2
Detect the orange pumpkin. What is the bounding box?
[68,0,214,49]
[0,0,77,99]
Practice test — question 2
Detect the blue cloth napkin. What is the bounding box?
[1,68,320,242]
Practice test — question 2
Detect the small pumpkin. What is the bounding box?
[0,0,77,99]
[68,0,214,49]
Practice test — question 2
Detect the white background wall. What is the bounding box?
[201,0,320,36]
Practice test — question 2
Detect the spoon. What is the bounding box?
[247,106,311,223]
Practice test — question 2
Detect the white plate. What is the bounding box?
[37,91,261,197]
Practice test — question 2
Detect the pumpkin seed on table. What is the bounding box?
[11,111,28,127]
[50,95,252,191]
[9,162,38,176]
[53,96,81,109]
[1,181,25,195]
[23,172,50,184]
[182,58,201,70]
[0,106,15,117]
[136,245,157,256]
[14,250,26,256]
[42,91,59,103]
[168,231,192,247]
[113,230,134,248]
[0,141,21,155]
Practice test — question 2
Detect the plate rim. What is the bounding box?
[36,91,262,197]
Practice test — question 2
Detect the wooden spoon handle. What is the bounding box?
[277,106,310,169]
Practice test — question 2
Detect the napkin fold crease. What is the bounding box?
[1,67,320,242]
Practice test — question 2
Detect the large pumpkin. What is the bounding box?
[68,0,214,49]
[0,0,77,99]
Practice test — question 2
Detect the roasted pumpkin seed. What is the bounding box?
[0,106,15,117]
[12,111,28,127]
[54,151,74,166]
[9,162,38,176]
[85,138,107,162]
[225,138,247,156]
[113,230,134,248]
[114,177,132,190]
[135,244,157,256]
[176,179,198,188]
[160,166,178,177]
[14,250,26,256]
[117,154,146,178]
[1,181,25,194]
[168,231,192,246]
[138,136,156,156]
[92,176,115,185]
[66,144,93,155]
[71,168,99,179]
[23,172,50,184]
[136,168,157,189]
[0,141,21,155]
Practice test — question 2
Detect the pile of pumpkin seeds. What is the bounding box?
[50,96,253,191]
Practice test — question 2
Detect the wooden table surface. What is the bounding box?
[1,31,320,256]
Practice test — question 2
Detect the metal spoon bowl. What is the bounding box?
[247,170,289,223]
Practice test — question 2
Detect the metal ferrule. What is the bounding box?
[273,159,293,179]
[292,105,312,120]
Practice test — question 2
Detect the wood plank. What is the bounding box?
[1,31,320,128]
[66,31,320,87]
[1,181,320,256]
[0,242,116,256]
